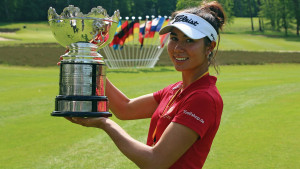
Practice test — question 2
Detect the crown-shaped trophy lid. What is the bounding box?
[48,5,120,49]
[60,5,83,18]
[48,5,119,22]
[88,6,108,18]
[48,5,82,20]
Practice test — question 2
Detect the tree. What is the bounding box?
[0,0,13,21]
[112,0,130,17]
[278,0,290,36]
[233,0,259,17]
[248,0,254,31]
[257,0,264,32]
[175,0,234,24]
[145,0,158,16]
[281,0,297,36]
[132,0,146,17]
[157,0,177,16]
[176,0,201,10]
[0,0,24,22]
[260,0,296,36]
[293,0,300,36]
[260,0,281,31]
[218,0,235,23]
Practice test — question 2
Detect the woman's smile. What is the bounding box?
[174,56,189,61]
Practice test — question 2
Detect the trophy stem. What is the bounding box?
[62,43,104,64]
[51,42,111,117]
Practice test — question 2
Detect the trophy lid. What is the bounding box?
[48,5,120,49]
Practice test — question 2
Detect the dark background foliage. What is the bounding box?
[0,0,299,36]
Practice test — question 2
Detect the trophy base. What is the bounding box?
[53,95,110,117]
[51,111,112,117]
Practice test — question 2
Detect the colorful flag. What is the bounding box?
[133,20,140,40]
[148,18,159,38]
[144,20,152,38]
[161,18,169,30]
[110,20,129,47]
[156,17,165,32]
[159,18,170,48]
[118,20,130,46]
[112,20,122,49]
[139,22,146,47]
[125,20,136,43]
[115,20,122,34]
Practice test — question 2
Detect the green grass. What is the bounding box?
[0,22,56,45]
[224,17,263,33]
[224,17,298,35]
[219,17,300,51]
[0,64,299,169]
[220,33,300,51]
[205,64,300,168]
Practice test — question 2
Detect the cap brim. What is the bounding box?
[159,23,206,40]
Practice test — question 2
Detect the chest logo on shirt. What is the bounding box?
[162,106,175,120]
[166,105,175,115]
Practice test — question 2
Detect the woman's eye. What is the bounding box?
[186,39,194,43]
[170,37,178,41]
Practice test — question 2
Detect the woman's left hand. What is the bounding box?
[64,117,108,129]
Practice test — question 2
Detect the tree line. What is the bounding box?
[0,0,177,21]
[176,0,300,36]
[0,0,299,36]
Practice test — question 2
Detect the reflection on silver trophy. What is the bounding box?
[48,5,120,117]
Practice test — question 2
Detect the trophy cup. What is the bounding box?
[48,5,120,117]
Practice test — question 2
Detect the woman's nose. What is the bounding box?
[174,42,185,52]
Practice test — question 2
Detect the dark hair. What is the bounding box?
[172,1,226,74]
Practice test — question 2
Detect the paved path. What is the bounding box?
[0,37,15,41]
[0,32,16,41]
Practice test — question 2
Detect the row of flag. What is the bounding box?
[109,17,170,50]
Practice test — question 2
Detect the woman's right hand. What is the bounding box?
[57,48,69,66]
[64,117,109,129]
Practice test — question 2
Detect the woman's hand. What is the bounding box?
[64,117,108,129]
[57,48,69,66]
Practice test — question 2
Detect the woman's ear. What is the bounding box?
[206,41,216,56]
[211,41,216,49]
[209,41,216,53]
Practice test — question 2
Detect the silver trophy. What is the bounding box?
[48,5,120,117]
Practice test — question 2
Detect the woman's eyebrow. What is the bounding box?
[170,31,189,38]
[170,32,177,36]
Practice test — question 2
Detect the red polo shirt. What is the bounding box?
[147,74,223,169]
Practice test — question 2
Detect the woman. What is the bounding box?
[66,1,225,168]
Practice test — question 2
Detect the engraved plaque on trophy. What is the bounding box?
[48,5,120,117]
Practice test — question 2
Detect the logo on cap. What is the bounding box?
[173,15,199,26]
[211,33,215,41]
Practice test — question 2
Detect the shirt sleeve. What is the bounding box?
[153,88,163,103]
[172,92,216,138]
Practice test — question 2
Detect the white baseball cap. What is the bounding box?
[159,12,218,42]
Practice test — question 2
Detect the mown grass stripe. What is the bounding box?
[0,64,299,168]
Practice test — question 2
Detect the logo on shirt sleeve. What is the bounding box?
[183,110,205,124]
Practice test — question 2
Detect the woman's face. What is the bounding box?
[167,28,210,73]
